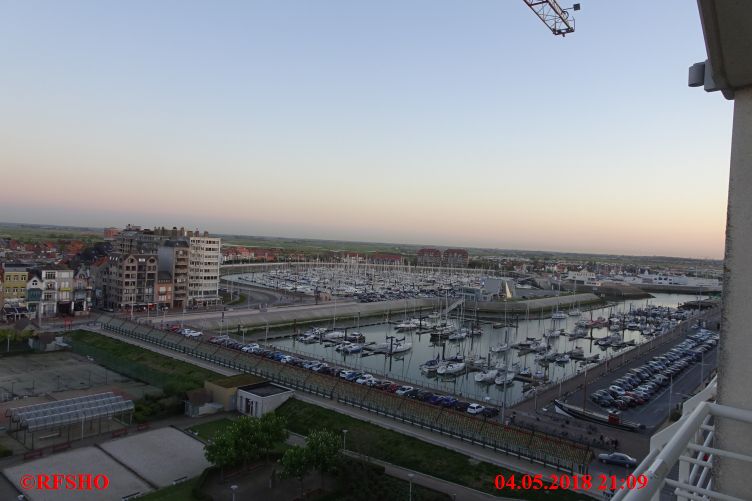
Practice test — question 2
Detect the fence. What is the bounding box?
[94,314,592,473]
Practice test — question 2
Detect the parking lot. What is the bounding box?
[565,328,718,431]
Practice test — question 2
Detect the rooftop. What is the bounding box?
[238,382,293,397]
[209,373,266,389]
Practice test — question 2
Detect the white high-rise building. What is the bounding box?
[188,233,221,307]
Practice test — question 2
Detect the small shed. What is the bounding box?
[237,383,294,418]
[204,374,266,411]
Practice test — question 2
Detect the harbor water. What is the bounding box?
[267,293,706,407]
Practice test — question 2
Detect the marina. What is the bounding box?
[260,293,705,406]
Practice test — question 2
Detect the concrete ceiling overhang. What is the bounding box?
[698,0,752,92]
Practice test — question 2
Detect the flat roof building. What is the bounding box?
[237,382,294,418]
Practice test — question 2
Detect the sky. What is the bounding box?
[0,1,733,258]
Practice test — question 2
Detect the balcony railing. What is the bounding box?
[616,377,752,501]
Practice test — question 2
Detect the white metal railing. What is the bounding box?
[614,388,752,501]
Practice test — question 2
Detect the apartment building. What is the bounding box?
[443,248,469,268]
[109,225,221,308]
[52,266,74,315]
[158,240,190,309]
[416,248,442,267]
[101,254,158,310]
[188,234,221,306]
[2,263,30,306]
[73,267,93,314]
[156,271,173,309]
[25,271,44,315]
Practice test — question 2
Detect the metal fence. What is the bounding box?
[95,314,592,472]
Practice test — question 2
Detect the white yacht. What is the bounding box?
[448,330,467,342]
[395,319,420,331]
[324,330,346,341]
[494,371,516,385]
[474,368,498,383]
[343,343,364,354]
[437,362,466,375]
[555,354,570,364]
[490,343,509,353]
[387,341,412,354]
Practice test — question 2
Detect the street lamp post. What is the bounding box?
[408,473,414,501]
[667,374,674,421]
[342,429,348,451]
[230,484,238,501]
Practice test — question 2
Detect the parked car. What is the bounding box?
[608,385,626,397]
[429,394,445,405]
[597,452,638,468]
[467,403,486,415]
[453,401,471,412]
[480,407,500,418]
[395,386,414,396]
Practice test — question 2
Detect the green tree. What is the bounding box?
[306,430,341,487]
[204,414,289,475]
[204,429,238,480]
[281,446,311,495]
[257,413,288,459]
[229,417,262,467]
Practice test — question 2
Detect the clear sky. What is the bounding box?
[0,1,732,258]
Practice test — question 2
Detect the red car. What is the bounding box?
[624,392,645,405]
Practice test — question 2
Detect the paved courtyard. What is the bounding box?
[3,447,152,501]
[100,427,211,488]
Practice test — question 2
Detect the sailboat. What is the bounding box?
[448,330,467,342]
[387,341,412,354]
[420,356,441,373]
[474,368,498,383]
[551,278,567,319]
[568,280,581,316]
[437,362,466,375]
[490,342,509,353]
[494,370,516,385]
[555,353,571,364]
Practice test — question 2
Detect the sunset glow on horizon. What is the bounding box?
[0,1,732,259]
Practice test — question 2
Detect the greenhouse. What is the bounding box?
[7,392,134,448]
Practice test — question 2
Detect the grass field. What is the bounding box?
[275,399,582,501]
[220,292,248,305]
[0,223,101,243]
[69,330,222,394]
[188,418,236,441]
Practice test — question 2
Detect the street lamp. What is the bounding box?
[342,429,348,451]
[230,484,238,501]
[408,473,414,501]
